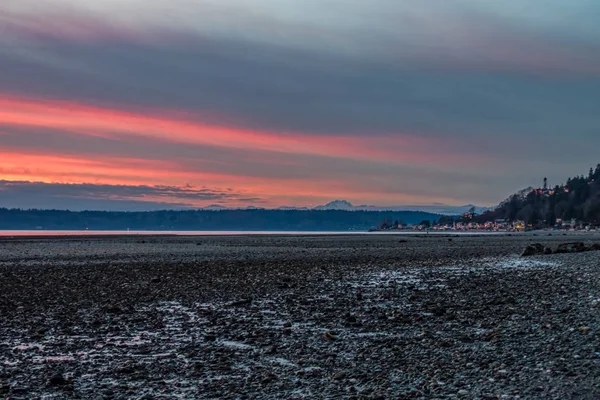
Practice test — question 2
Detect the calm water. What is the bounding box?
[0,230,509,237]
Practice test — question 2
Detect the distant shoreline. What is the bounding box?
[1,229,599,242]
[0,229,516,238]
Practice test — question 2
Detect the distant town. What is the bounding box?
[372,215,598,233]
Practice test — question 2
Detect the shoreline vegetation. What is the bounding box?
[0,208,441,232]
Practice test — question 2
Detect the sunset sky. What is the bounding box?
[1,0,599,210]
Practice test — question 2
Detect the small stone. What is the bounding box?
[283,321,292,328]
[324,330,340,341]
[458,389,469,396]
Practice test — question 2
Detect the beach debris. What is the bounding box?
[579,326,591,334]
[323,330,340,342]
[521,243,545,257]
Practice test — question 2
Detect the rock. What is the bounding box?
[282,321,292,328]
[332,371,346,380]
[345,313,357,323]
[544,247,553,255]
[226,299,252,307]
[105,306,122,314]
[324,330,340,341]
[591,243,600,251]
[432,307,446,317]
[521,243,545,257]
[458,389,469,396]
[204,334,217,342]
[555,242,587,254]
[48,373,68,386]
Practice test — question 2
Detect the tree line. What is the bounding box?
[0,209,441,231]
[470,164,600,226]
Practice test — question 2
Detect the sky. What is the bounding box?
[1,0,599,210]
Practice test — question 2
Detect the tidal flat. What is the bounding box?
[0,234,599,399]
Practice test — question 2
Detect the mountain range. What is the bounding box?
[202,200,490,216]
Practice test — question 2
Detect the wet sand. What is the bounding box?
[0,234,599,399]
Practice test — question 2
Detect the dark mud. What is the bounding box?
[0,234,599,399]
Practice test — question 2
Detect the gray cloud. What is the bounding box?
[0,180,263,211]
[1,35,598,143]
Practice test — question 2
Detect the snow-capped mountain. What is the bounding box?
[313,200,354,210]
[202,204,228,210]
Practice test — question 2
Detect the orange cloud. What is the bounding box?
[0,94,482,207]
[0,94,476,165]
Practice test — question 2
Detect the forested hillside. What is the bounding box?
[0,209,440,231]
[475,164,600,226]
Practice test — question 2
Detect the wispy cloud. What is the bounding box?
[0,180,263,211]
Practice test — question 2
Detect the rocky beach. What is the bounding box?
[0,233,599,399]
